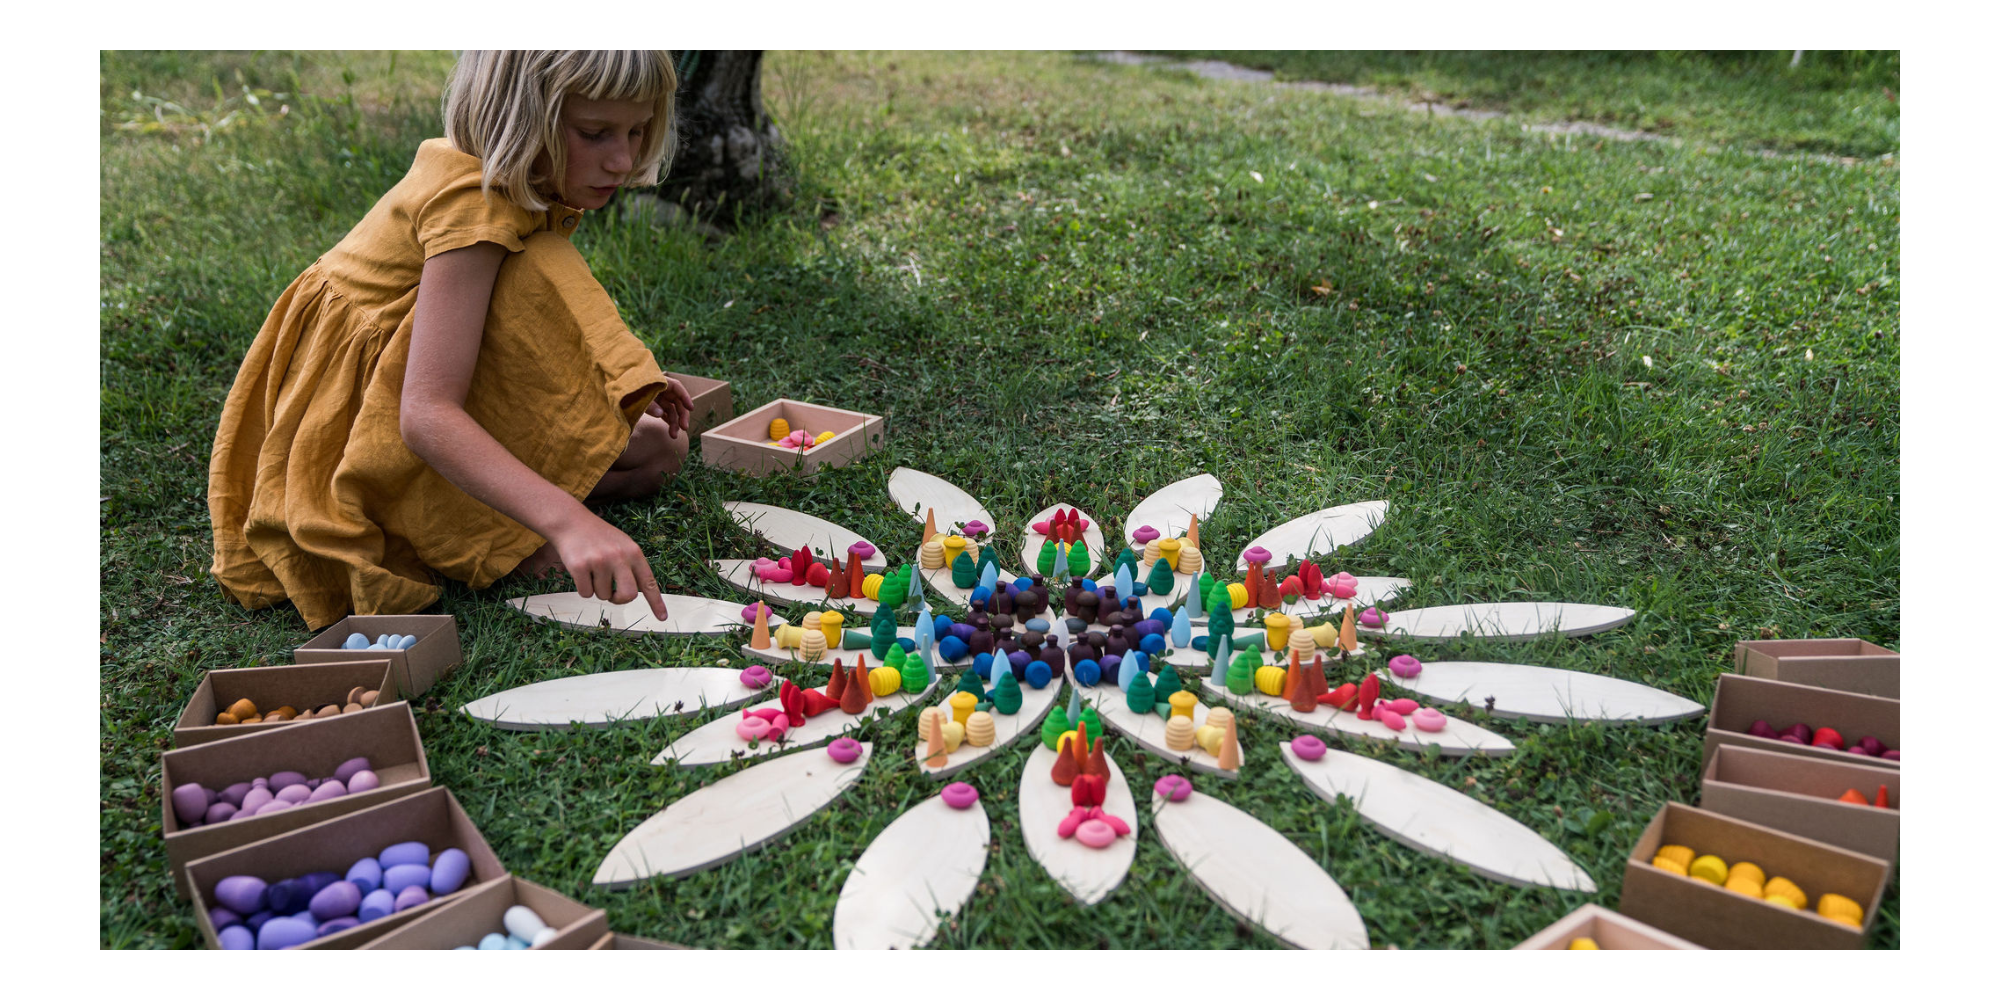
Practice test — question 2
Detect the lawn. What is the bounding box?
[100,50,1900,949]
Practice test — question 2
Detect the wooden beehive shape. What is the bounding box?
[700,399,884,476]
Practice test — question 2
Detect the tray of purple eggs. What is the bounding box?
[171,756,384,828]
[1744,720,1898,761]
[208,840,475,949]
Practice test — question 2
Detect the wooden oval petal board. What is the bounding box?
[1019,502,1107,577]
[1017,743,1137,905]
[1201,679,1514,757]
[1378,661,1705,726]
[594,743,871,887]
[724,501,888,572]
[507,593,766,635]
[1155,638,1374,672]
[1280,740,1596,891]
[1123,473,1223,547]
[914,679,1063,780]
[1359,602,1636,641]
[832,793,990,950]
[1234,501,1389,571]
[656,678,938,767]
[1072,670,1240,779]
[462,668,767,731]
[712,558,881,615]
[1186,576,1411,625]
[888,466,996,534]
[738,626,925,668]
[1150,788,1371,950]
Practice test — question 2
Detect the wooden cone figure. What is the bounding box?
[1339,604,1358,653]
[751,604,772,650]
[1281,650,1302,703]
[847,554,866,603]
[923,508,939,544]
[1186,513,1201,552]
[853,661,873,707]
[1087,735,1109,780]
[1306,653,1330,700]
[1050,737,1081,786]
[825,656,847,701]
[826,554,849,599]
[1216,713,1241,771]
[1242,563,1259,610]
[923,708,948,766]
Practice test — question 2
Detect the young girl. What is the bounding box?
[208,50,690,630]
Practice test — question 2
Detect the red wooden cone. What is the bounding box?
[1050,745,1080,786]
[825,656,848,701]
[1875,784,1890,809]
[853,662,872,706]
[826,553,849,598]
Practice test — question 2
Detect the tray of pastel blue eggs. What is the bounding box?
[209,840,474,949]
[343,633,421,652]
[456,905,563,950]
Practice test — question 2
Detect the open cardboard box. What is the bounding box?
[359,876,606,950]
[587,932,687,950]
[1513,903,1704,950]
[664,371,732,435]
[1621,802,1889,949]
[1703,673,1898,772]
[1702,743,1899,863]
[1734,638,1899,699]
[294,614,463,696]
[161,703,431,898]
[183,787,506,950]
[173,660,400,748]
[699,398,883,476]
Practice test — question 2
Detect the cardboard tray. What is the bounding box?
[183,787,507,950]
[1512,903,1705,950]
[1734,638,1899,699]
[161,702,431,898]
[295,614,463,697]
[1620,802,1890,949]
[586,932,687,950]
[699,398,884,476]
[173,660,401,748]
[1703,673,1898,772]
[1701,743,1899,864]
[664,371,733,435]
[358,876,607,950]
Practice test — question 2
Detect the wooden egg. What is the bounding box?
[272,706,298,721]
[315,705,342,719]
[215,712,239,725]
[227,698,258,720]
[347,686,367,706]
[1763,877,1807,909]
[359,690,379,707]
[341,703,364,714]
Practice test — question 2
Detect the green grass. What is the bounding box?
[1166,50,1900,158]
[101,50,1899,949]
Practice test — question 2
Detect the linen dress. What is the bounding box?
[208,138,667,630]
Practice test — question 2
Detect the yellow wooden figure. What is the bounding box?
[869,666,902,697]
[1167,690,1198,720]
[819,611,845,649]
[1255,665,1287,696]
[1816,893,1863,928]
[1763,877,1807,909]
[940,720,966,752]
[768,417,790,441]
[965,711,996,747]
[862,573,884,600]
[1654,845,1695,868]
[813,430,836,446]
[1306,622,1340,648]
[1265,612,1292,651]
[941,535,967,565]
[1226,582,1249,610]
[798,629,828,663]
[1194,724,1223,755]
[949,691,978,726]
[1164,716,1195,751]
[920,537,946,570]
[1567,938,1599,950]
[1158,538,1182,574]
[774,624,804,649]
[1687,855,1728,886]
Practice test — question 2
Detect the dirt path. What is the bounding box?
[1093,51,1890,168]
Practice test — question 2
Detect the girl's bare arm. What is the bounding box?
[399,241,666,619]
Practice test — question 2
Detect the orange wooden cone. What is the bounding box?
[1087,739,1108,780]
[1306,653,1329,700]
[1050,743,1080,786]
[826,554,849,599]
[923,508,939,544]
[1216,714,1241,771]
[750,604,772,649]
[839,671,869,714]
[1242,564,1259,609]
[1874,784,1890,809]
[853,662,872,706]
[1073,719,1092,771]
[923,708,948,765]
[825,656,847,701]
[1186,514,1200,551]
[1838,788,1868,805]
[847,555,866,601]
[1339,604,1357,652]
[1282,657,1302,703]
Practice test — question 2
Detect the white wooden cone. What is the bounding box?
[1281,741,1596,891]
[1201,679,1514,757]
[832,793,990,949]
[711,558,881,615]
[1123,474,1223,547]
[1378,660,1705,726]
[1150,787,1371,949]
[913,678,1062,780]
[1234,501,1389,571]
[593,743,870,887]
[1017,743,1136,905]
[888,466,996,533]
[462,668,767,731]
[656,678,937,767]
[1359,602,1636,641]
[1073,671,1239,779]
[724,501,887,572]
[1019,502,1106,578]
[507,593,758,635]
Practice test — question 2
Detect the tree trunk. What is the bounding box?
[658,51,789,224]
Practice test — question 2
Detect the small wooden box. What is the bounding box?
[664,371,732,435]
[1734,638,1899,699]
[295,614,463,697]
[1703,673,1898,772]
[1513,903,1704,950]
[1701,744,1899,864]
[699,398,883,476]
[359,876,607,950]
[173,660,401,748]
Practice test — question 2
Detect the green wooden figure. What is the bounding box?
[1040,704,1072,749]
[1080,704,1103,744]
[1209,593,1236,644]
[1066,540,1091,579]
[900,647,929,694]
[951,550,978,588]
[1226,649,1260,696]
[1146,553,1176,597]
[1125,671,1156,714]
[1036,539,1059,577]
[955,668,987,699]
[870,602,899,659]
[991,668,1023,715]
[1153,663,1183,700]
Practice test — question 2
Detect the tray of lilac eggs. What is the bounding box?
[171,757,384,828]
[342,633,420,651]
[209,840,473,949]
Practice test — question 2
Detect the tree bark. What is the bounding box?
[658,51,789,224]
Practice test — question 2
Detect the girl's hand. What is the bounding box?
[647,377,694,439]
[549,512,669,620]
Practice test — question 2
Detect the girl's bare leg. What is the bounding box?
[587,412,687,503]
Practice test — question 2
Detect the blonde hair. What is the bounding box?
[442,50,678,212]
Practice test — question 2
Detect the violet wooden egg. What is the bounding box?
[429,848,470,894]
[316,917,360,937]
[204,802,239,825]
[269,771,308,791]
[333,757,373,785]
[305,780,347,803]
[393,884,431,912]
[274,784,312,805]
[218,925,255,950]
[358,889,395,922]
[308,880,361,921]
[256,916,318,950]
[171,783,211,826]
[214,875,268,915]
[346,770,381,794]
[383,863,431,895]
[346,857,382,895]
[378,841,430,868]
[239,788,274,814]
[219,781,254,807]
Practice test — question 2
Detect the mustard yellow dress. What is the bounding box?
[208,138,667,630]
